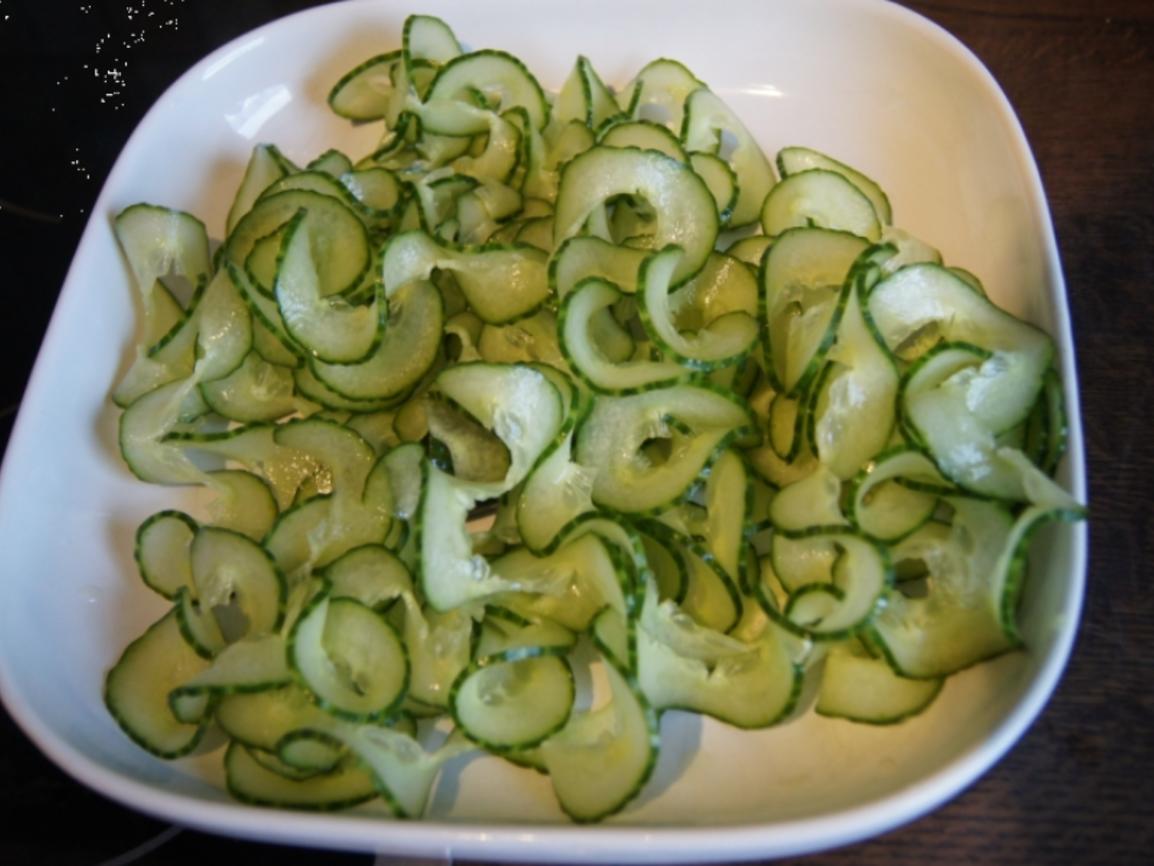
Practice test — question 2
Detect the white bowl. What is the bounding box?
[0,0,1087,861]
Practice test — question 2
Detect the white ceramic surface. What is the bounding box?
[0,0,1087,861]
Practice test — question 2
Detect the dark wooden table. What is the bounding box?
[1,1,1150,863]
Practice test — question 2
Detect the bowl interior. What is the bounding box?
[0,0,1085,859]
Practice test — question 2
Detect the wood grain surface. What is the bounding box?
[0,1,1150,863]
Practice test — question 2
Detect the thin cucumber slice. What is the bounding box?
[224,741,378,811]
[401,597,476,707]
[341,168,404,218]
[769,530,891,640]
[511,215,554,251]
[419,104,523,185]
[990,497,1086,643]
[427,49,549,130]
[899,342,1029,500]
[760,227,868,396]
[553,516,654,620]
[191,525,286,639]
[637,586,800,727]
[619,57,703,132]
[553,55,621,131]
[168,423,323,512]
[870,264,1054,402]
[262,169,364,214]
[443,310,486,364]
[880,226,941,270]
[204,469,279,542]
[380,442,426,521]
[689,151,738,225]
[599,119,688,162]
[190,267,254,383]
[227,144,292,234]
[640,579,747,662]
[899,341,991,445]
[777,146,893,225]
[254,745,343,781]
[769,464,848,535]
[263,493,387,580]
[670,252,759,328]
[119,267,250,408]
[309,279,444,402]
[135,509,197,599]
[426,395,511,484]
[104,609,211,758]
[682,87,776,228]
[574,384,754,514]
[272,416,376,495]
[638,245,758,370]
[702,449,750,583]
[680,541,743,634]
[228,259,301,366]
[521,118,596,202]
[199,351,300,423]
[493,532,630,630]
[174,585,226,659]
[726,235,772,268]
[539,658,660,823]
[477,309,567,368]
[308,147,354,178]
[263,421,392,574]
[312,724,474,818]
[869,264,1054,499]
[380,231,548,325]
[451,650,574,751]
[215,683,336,753]
[328,50,402,121]
[226,189,372,300]
[320,544,413,609]
[169,633,293,723]
[295,365,413,414]
[554,146,718,285]
[118,379,209,485]
[550,235,649,298]
[591,606,636,675]
[110,281,195,409]
[417,464,536,611]
[289,592,409,722]
[760,169,881,241]
[474,614,576,657]
[585,303,635,365]
[515,426,595,554]
[889,520,952,583]
[816,643,941,723]
[409,173,478,233]
[273,211,383,364]
[869,496,1019,677]
[362,449,397,514]
[404,13,462,71]
[767,389,805,461]
[431,362,564,496]
[636,523,690,603]
[810,248,899,478]
[559,277,685,393]
[114,203,211,312]
[848,448,946,542]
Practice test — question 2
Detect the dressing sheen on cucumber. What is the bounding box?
[104,12,1084,824]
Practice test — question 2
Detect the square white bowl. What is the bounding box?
[0,0,1087,861]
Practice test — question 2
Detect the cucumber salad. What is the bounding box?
[104,13,1085,823]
